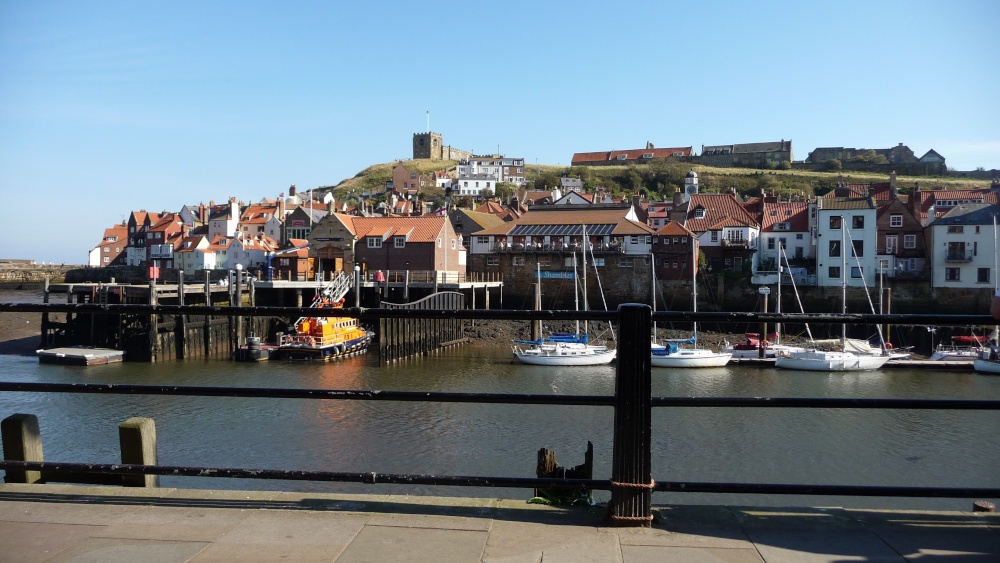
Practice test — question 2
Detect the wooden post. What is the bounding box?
[607,303,653,527]
[177,271,186,359]
[204,271,212,357]
[119,417,158,487]
[148,279,158,362]
[40,277,50,349]
[1,414,44,484]
[234,270,243,352]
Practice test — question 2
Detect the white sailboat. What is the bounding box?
[724,245,808,359]
[775,217,889,372]
[651,236,732,368]
[512,233,616,366]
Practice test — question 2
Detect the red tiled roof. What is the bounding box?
[654,221,695,237]
[474,207,655,237]
[351,216,449,243]
[571,147,693,165]
[683,193,759,233]
[760,201,809,232]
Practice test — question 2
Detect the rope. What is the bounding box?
[610,479,655,489]
[608,514,654,522]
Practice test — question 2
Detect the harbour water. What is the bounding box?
[1,338,999,511]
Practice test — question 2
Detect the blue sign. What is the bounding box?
[537,271,575,279]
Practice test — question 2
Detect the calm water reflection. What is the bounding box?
[1,342,998,510]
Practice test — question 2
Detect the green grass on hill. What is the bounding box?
[324,159,989,205]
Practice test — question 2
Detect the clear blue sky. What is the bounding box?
[2,0,998,264]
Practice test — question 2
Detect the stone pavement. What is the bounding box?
[0,483,998,562]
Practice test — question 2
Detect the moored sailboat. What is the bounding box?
[775,216,889,372]
[651,234,731,368]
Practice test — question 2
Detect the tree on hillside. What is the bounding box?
[494,182,517,203]
[823,159,843,171]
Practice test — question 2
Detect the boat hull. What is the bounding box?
[276,333,373,361]
[775,350,889,371]
[973,358,1000,374]
[512,343,616,366]
[651,349,732,368]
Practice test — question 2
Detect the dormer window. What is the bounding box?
[694,208,706,219]
[616,155,627,160]
[641,153,653,159]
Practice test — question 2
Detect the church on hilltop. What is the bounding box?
[412,131,472,161]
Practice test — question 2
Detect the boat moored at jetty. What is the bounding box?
[274,272,374,361]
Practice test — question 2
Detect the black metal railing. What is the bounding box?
[1,302,999,526]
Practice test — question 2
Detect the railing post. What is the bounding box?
[119,417,158,487]
[2,413,44,484]
[607,303,653,526]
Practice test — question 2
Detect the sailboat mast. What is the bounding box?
[692,233,698,337]
[776,249,782,344]
[582,224,588,337]
[573,253,580,337]
[651,252,657,339]
[841,216,847,345]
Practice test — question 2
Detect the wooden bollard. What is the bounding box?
[1,414,44,484]
[607,304,653,527]
[119,417,158,487]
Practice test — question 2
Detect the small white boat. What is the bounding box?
[973,348,1000,375]
[775,348,890,371]
[723,333,807,359]
[652,338,732,368]
[512,339,616,366]
[651,234,731,369]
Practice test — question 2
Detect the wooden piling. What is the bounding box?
[1,414,44,484]
[177,271,186,359]
[607,303,653,526]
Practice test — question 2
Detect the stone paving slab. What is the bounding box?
[0,484,998,563]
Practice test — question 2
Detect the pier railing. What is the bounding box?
[1,302,999,526]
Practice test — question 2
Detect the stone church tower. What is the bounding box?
[413,132,444,160]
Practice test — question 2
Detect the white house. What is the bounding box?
[816,197,879,288]
[928,203,1000,289]
[208,199,240,241]
[174,236,214,274]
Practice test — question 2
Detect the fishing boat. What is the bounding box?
[651,237,732,368]
[775,218,889,372]
[275,271,374,361]
[512,235,616,366]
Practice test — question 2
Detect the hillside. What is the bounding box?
[321,159,991,206]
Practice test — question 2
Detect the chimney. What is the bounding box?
[673,188,684,206]
[289,184,297,197]
[199,203,207,224]
[278,198,285,217]
[328,199,335,214]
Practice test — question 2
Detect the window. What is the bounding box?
[945,267,960,281]
[645,236,652,244]
[512,256,524,267]
[710,231,719,242]
[367,237,382,248]
[852,240,863,257]
[616,155,627,160]
[879,259,890,270]
[829,266,841,278]
[630,236,638,244]
[694,208,706,219]
[104,247,109,253]
[103,256,109,263]
[672,261,678,269]
[486,256,499,267]
[947,226,963,233]
[852,215,865,229]
[437,238,442,248]
[851,267,862,278]
[664,237,671,245]
[592,258,605,267]
[619,258,634,268]
[796,233,803,240]
[829,216,842,229]
[829,240,841,257]
[978,268,990,283]
[779,238,787,249]
[886,235,898,254]
[890,214,903,228]
[476,236,489,245]
[394,237,406,248]
[451,239,456,250]
[767,239,775,250]
[904,234,916,249]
